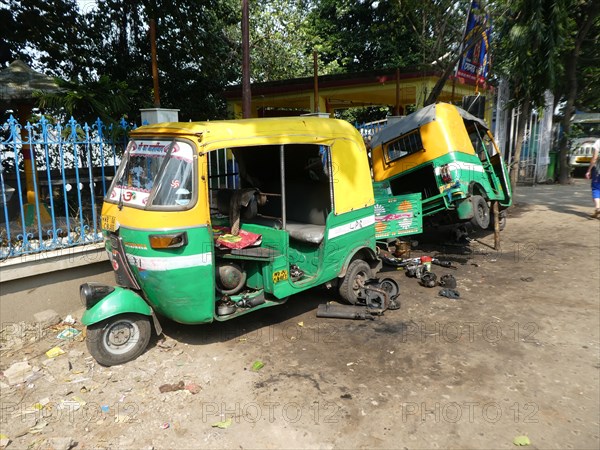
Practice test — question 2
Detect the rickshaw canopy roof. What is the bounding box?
[370,102,488,149]
[130,116,364,150]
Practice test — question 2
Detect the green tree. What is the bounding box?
[555,0,600,184]
[244,0,314,82]
[3,0,241,121]
[142,0,240,120]
[0,0,86,79]
[493,0,569,188]
[305,0,473,106]
[34,76,136,124]
[305,0,421,73]
[575,18,600,112]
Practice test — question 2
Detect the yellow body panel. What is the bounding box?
[372,103,476,182]
[102,198,210,230]
[329,137,375,212]
[118,117,372,219]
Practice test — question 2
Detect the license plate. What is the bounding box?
[101,215,117,232]
[272,269,288,284]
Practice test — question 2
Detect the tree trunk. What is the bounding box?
[558,2,599,184]
[558,50,577,185]
[509,100,531,192]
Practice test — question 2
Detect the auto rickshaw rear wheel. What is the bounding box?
[470,195,490,229]
[339,259,371,305]
[86,313,151,366]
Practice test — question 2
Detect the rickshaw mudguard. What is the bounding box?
[455,197,475,220]
[338,245,381,278]
[81,287,152,326]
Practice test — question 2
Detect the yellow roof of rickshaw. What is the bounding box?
[129,116,365,150]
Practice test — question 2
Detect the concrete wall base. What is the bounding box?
[0,245,114,323]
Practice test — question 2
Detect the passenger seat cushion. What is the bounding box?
[285,221,325,245]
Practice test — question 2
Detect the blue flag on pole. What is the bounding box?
[456,1,491,87]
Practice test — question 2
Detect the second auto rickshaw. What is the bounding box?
[370,102,512,230]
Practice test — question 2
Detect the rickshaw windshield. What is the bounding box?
[106,139,195,209]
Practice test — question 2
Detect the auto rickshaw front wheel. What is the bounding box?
[86,313,152,366]
[339,259,371,304]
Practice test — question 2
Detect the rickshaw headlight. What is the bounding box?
[80,283,115,308]
[149,232,188,249]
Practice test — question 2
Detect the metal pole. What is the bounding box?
[394,68,400,115]
[242,0,251,118]
[493,201,500,250]
[313,51,319,113]
[280,145,286,228]
[150,19,161,108]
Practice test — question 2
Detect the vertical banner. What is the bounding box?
[456,1,491,87]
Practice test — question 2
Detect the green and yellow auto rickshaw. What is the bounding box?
[80,117,400,365]
[370,102,512,230]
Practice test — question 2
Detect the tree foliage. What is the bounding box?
[493,0,568,109]
[575,18,600,112]
[305,0,421,72]
[34,76,136,124]
[245,0,314,82]
[2,0,599,126]
[492,0,569,187]
[2,0,240,121]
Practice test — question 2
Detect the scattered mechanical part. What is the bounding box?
[420,271,437,288]
[290,264,304,281]
[317,277,400,320]
[439,274,457,289]
[438,288,460,299]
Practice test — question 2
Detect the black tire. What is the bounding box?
[470,195,490,230]
[379,278,400,299]
[487,209,507,231]
[339,259,371,305]
[86,313,151,366]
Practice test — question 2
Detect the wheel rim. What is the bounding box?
[103,319,141,355]
[380,279,399,298]
[476,204,488,224]
[352,269,369,296]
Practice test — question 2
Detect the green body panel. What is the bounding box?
[387,151,512,218]
[239,207,377,299]
[100,210,378,325]
[117,226,215,324]
[81,287,152,326]
[372,186,423,238]
[244,262,264,290]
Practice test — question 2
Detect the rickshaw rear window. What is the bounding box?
[385,130,423,163]
[108,139,195,208]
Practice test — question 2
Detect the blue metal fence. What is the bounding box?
[0,115,133,259]
[0,115,391,260]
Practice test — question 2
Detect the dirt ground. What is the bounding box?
[1,179,599,450]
